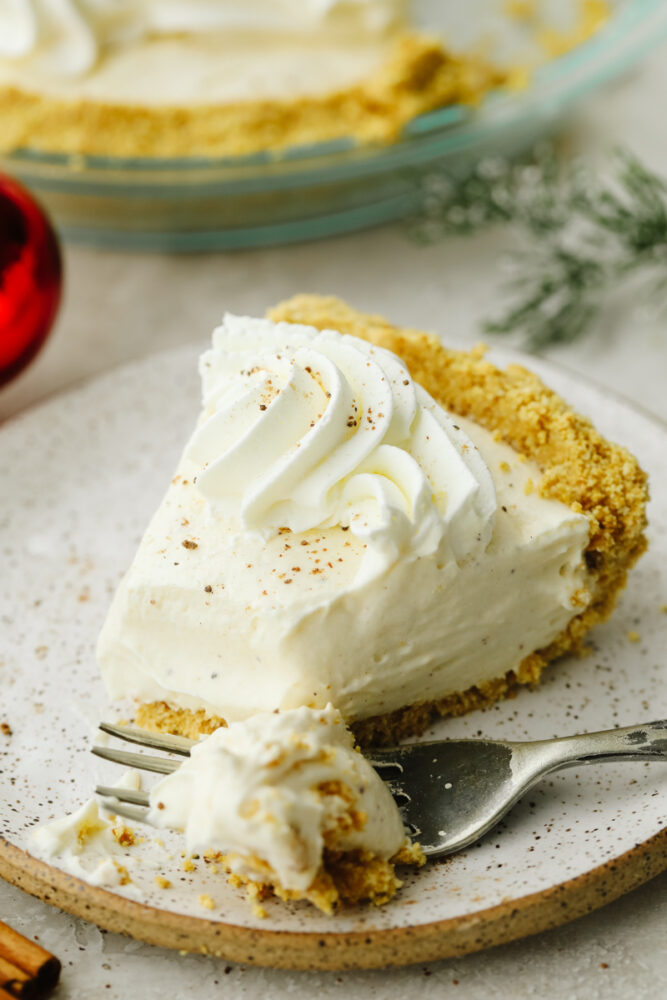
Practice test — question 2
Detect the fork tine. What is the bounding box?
[92,745,179,774]
[96,785,150,807]
[367,756,404,773]
[383,779,409,795]
[99,722,193,755]
[102,802,152,825]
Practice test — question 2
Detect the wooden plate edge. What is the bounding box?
[1,829,665,971]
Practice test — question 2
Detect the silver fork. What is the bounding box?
[92,719,667,857]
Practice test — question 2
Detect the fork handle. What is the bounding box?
[534,719,667,769]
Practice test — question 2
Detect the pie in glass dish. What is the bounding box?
[0,1,506,158]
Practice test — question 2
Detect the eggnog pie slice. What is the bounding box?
[96,297,647,745]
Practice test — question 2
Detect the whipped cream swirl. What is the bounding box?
[189,315,496,582]
[0,0,404,77]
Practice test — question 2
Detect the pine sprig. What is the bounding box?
[409,148,667,350]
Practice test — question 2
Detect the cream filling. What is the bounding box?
[31,771,143,893]
[0,31,399,105]
[0,0,407,105]
[148,705,406,892]
[97,414,591,724]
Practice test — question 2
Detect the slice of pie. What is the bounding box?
[96,296,648,747]
[0,2,505,158]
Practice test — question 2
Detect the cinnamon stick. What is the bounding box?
[0,954,30,996]
[0,922,60,997]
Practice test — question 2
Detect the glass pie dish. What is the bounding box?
[1,0,665,252]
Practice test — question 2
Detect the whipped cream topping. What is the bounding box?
[0,0,404,77]
[191,316,496,585]
[148,705,406,892]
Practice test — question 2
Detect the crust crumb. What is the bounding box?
[210,844,423,915]
[135,701,227,740]
[112,825,136,847]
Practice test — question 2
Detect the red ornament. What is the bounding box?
[0,174,62,388]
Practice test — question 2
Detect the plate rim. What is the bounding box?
[1,342,666,969]
[1,830,665,970]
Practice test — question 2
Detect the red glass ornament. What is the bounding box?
[0,174,62,387]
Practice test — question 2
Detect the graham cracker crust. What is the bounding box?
[205,843,425,916]
[134,294,648,747]
[0,35,505,158]
[135,702,226,742]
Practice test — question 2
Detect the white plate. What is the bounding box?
[0,343,665,968]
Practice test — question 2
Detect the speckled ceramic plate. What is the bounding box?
[0,343,665,970]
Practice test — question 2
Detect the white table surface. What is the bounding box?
[1,44,666,1000]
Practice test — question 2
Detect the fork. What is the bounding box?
[92,719,667,857]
